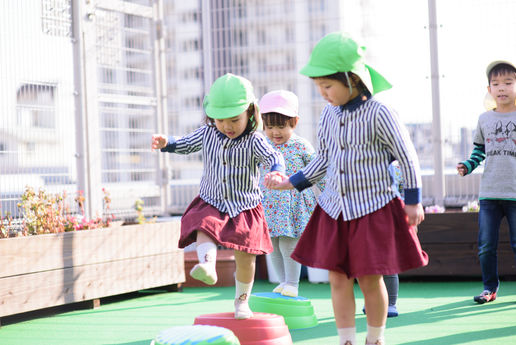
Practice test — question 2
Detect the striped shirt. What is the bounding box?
[161,125,285,218]
[290,96,422,221]
[460,143,486,174]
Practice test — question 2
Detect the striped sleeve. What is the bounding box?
[253,133,285,173]
[461,143,486,174]
[161,126,206,155]
[375,105,422,204]
[299,138,325,192]
[293,107,331,189]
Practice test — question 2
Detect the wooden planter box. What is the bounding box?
[401,212,515,277]
[0,221,185,319]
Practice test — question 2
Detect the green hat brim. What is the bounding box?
[299,64,337,77]
[300,62,392,95]
[205,101,251,120]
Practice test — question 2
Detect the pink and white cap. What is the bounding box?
[258,90,299,118]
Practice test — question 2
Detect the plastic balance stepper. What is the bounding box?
[194,312,292,345]
[249,292,318,330]
[150,324,240,345]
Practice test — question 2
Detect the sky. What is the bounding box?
[358,0,516,134]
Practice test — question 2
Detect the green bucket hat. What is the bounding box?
[203,73,257,119]
[300,32,392,95]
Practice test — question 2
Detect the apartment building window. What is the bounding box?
[183,96,202,109]
[182,67,201,79]
[237,30,248,46]
[308,0,327,12]
[181,11,200,23]
[182,39,200,52]
[41,0,71,37]
[16,83,56,129]
[257,30,266,44]
[285,26,294,42]
[235,0,246,18]
[286,52,295,69]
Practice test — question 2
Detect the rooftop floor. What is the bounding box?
[1,279,515,344]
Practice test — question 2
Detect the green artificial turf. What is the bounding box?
[0,280,515,344]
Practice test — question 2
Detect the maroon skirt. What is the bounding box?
[179,196,273,255]
[291,198,428,278]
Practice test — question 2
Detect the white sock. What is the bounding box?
[235,279,253,300]
[337,327,356,345]
[197,242,217,264]
[366,324,385,344]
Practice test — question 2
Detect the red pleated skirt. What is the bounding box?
[179,196,273,255]
[291,198,428,278]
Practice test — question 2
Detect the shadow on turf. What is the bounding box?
[291,299,516,343]
[393,300,516,325]
[397,325,516,345]
[105,341,152,345]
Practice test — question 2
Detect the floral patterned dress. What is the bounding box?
[259,134,323,238]
[389,160,404,199]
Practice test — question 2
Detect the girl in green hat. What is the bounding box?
[152,73,285,319]
[265,32,428,345]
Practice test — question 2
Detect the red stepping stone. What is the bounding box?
[194,312,293,345]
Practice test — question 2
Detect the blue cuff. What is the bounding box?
[270,163,285,174]
[404,188,422,205]
[160,136,177,152]
[290,171,312,192]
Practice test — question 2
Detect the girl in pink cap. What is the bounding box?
[152,73,285,319]
[265,32,428,345]
[258,90,324,298]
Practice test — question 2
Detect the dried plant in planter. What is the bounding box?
[10,186,115,237]
[0,209,13,238]
[134,198,156,224]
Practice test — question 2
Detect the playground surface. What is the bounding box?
[0,279,515,344]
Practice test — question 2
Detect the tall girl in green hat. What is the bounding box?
[265,32,428,345]
[152,73,285,319]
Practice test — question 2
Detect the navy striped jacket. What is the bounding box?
[161,125,285,217]
[290,96,422,220]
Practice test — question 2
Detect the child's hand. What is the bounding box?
[151,134,167,150]
[264,172,293,190]
[404,203,424,226]
[456,163,467,176]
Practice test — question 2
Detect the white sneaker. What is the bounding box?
[189,262,217,285]
[281,284,298,297]
[234,294,253,319]
[272,283,286,293]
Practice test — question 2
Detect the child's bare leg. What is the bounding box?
[189,231,218,285]
[196,230,214,245]
[330,270,356,327]
[233,250,256,319]
[329,270,357,345]
[357,274,387,344]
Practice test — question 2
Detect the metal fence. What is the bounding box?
[1,0,516,226]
